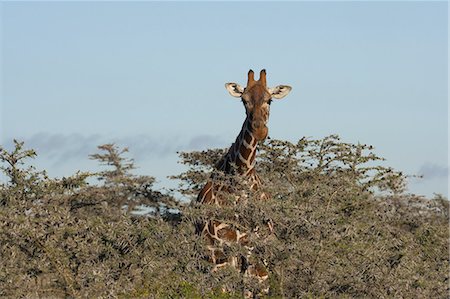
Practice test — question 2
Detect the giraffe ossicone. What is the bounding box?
[196,69,292,296]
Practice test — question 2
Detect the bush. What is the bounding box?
[0,136,448,298]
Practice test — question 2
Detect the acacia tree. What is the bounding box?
[89,143,179,216]
[0,137,448,298]
[172,135,449,298]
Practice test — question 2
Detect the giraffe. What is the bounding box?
[196,69,292,295]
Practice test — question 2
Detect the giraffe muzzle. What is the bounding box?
[252,124,268,141]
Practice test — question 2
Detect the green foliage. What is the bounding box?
[0,136,448,298]
[0,139,38,187]
[87,143,179,216]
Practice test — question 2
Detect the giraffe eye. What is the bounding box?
[242,98,251,106]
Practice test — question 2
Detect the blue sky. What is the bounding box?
[1,1,448,198]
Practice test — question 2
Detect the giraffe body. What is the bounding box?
[196,70,291,296]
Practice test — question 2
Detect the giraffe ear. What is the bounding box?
[269,85,292,99]
[225,83,244,98]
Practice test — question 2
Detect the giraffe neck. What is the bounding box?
[217,117,259,177]
[197,117,265,204]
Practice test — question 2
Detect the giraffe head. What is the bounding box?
[225,69,292,141]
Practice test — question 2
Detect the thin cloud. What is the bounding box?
[418,163,449,180]
[186,134,227,150]
[2,132,227,163]
[3,133,103,163]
